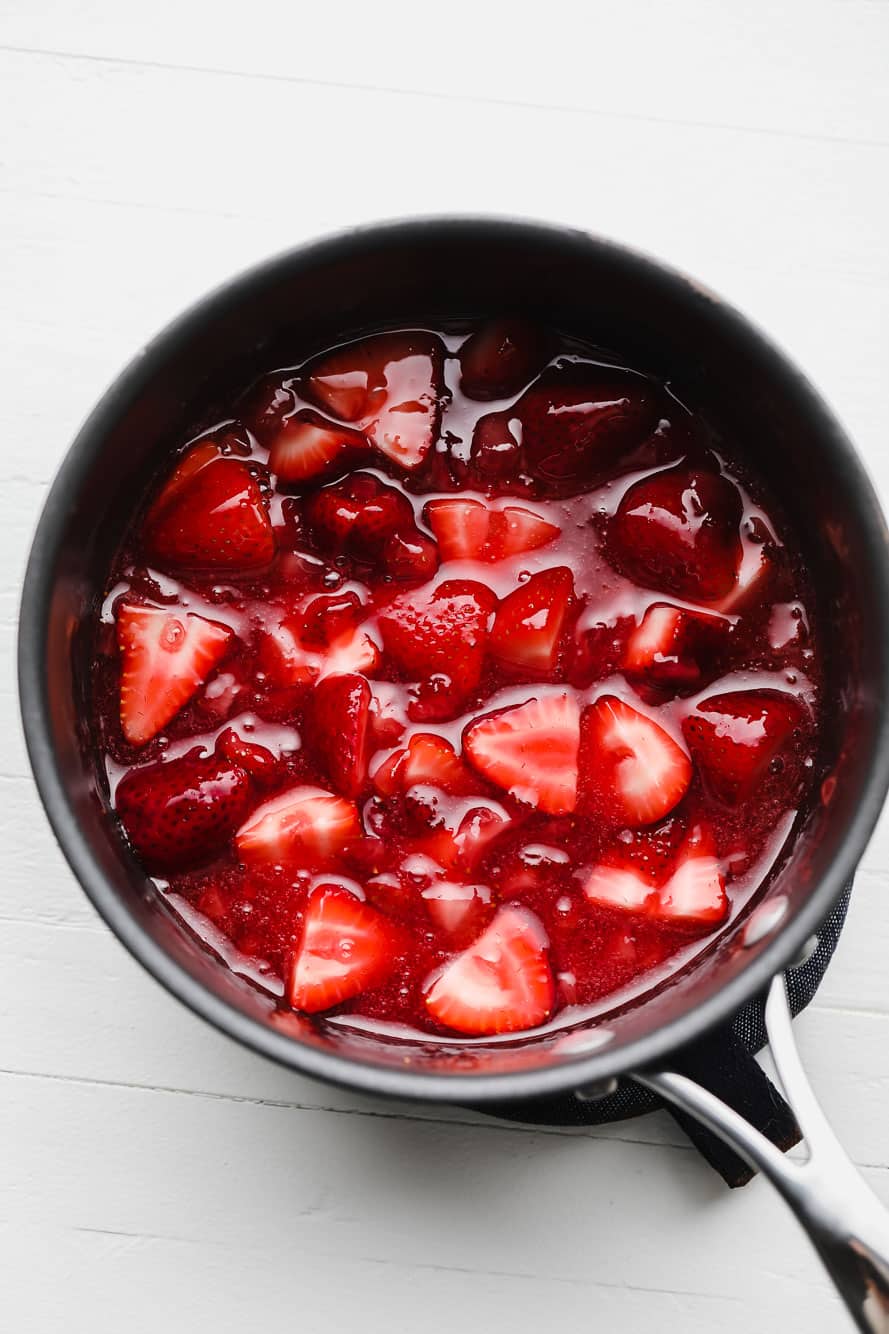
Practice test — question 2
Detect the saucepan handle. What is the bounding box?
[635,977,889,1333]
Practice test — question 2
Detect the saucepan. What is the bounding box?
[18,218,889,1329]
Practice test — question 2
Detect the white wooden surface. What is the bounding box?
[3,4,888,1329]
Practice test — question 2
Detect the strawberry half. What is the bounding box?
[377,582,491,713]
[117,603,233,745]
[609,463,743,602]
[519,374,661,481]
[425,497,560,563]
[424,905,554,1035]
[459,318,547,400]
[305,332,443,470]
[578,695,692,826]
[682,690,804,804]
[116,753,253,870]
[287,886,398,1012]
[489,566,573,674]
[373,733,479,797]
[236,785,359,865]
[624,603,730,694]
[463,694,580,814]
[303,673,372,798]
[143,445,275,572]
[268,409,369,483]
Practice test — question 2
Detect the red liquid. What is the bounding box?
[92,321,822,1039]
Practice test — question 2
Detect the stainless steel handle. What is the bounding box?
[636,977,889,1333]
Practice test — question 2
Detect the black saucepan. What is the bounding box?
[18,219,889,1328]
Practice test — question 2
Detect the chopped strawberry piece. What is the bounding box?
[711,541,773,614]
[425,497,560,563]
[459,318,547,400]
[578,695,692,826]
[303,673,372,798]
[463,694,580,814]
[519,375,661,481]
[583,863,654,914]
[288,886,398,1012]
[116,754,252,870]
[609,464,743,601]
[300,591,364,649]
[433,578,499,618]
[422,881,492,938]
[117,603,233,745]
[215,728,279,787]
[424,905,554,1035]
[378,582,490,709]
[656,826,728,927]
[624,603,730,693]
[683,690,804,805]
[306,332,443,470]
[452,802,514,870]
[305,473,416,559]
[236,785,359,865]
[143,445,275,572]
[260,609,380,689]
[322,628,381,678]
[374,733,478,797]
[489,566,573,674]
[470,412,523,481]
[381,530,439,582]
[268,409,368,483]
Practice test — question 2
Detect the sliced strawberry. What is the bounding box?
[305,473,416,560]
[425,498,559,563]
[117,603,233,745]
[463,694,580,814]
[519,374,661,481]
[459,319,547,400]
[655,825,728,927]
[424,905,554,1035]
[489,567,573,674]
[260,613,379,688]
[143,446,275,572]
[268,409,368,483]
[322,628,381,678]
[609,464,743,601]
[378,582,490,708]
[582,863,654,914]
[116,753,252,870]
[374,733,478,798]
[578,695,692,826]
[470,411,523,481]
[682,690,804,804]
[452,803,514,870]
[287,886,398,1012]
[422,881,492,938]
[303,673,372,798]
[624,603,730,693]
[236,785,359,865]
[712,541,773,614]
[305,332,443,470]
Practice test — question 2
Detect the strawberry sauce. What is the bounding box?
[92,320,822,1040]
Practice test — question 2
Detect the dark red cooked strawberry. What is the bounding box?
[305,332,443,470]
[459,319,548,400]
[373,733,478,797]
[463,693,580,814]
[424,904,554,1035]
[470,411,523,481]
[378,582,491,709]
[268,408,369,483]
[236,784,360,865]
[143,444,276,572]
[518,374,661,481]
[380,530,439,582]
[682,690,804,804]
[489,567,573,674]
[115,754,252,870]
[425,497,560,563]
[654,825,728,928]
[305,472,416,560]
[422,881,492,940]
[578,695,692,826]
[287,885,399,1012]
[303,673,372,798]
[260,609,380,688]
[624,603,730,695]
[117,603,233,746]
[609,464,743,601]
[300,591,364,649]
[215,727,279,787]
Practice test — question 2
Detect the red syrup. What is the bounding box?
[92,319,822,1039]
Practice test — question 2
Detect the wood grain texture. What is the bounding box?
[2,4,888,1329]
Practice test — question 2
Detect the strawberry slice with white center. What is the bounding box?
[655,826,728,927]
[287,886,398,1012]
[578,695,692,826]
[117,603,233,746]
[624,603,729,693]
[489,566,573,673]
[236,785,359,865]
[422,881,492,938]
[463,694,580,814]
[583,864,654,913]
[424,905,554,1035]
[425,497,560,563]
[268,409,368,483]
